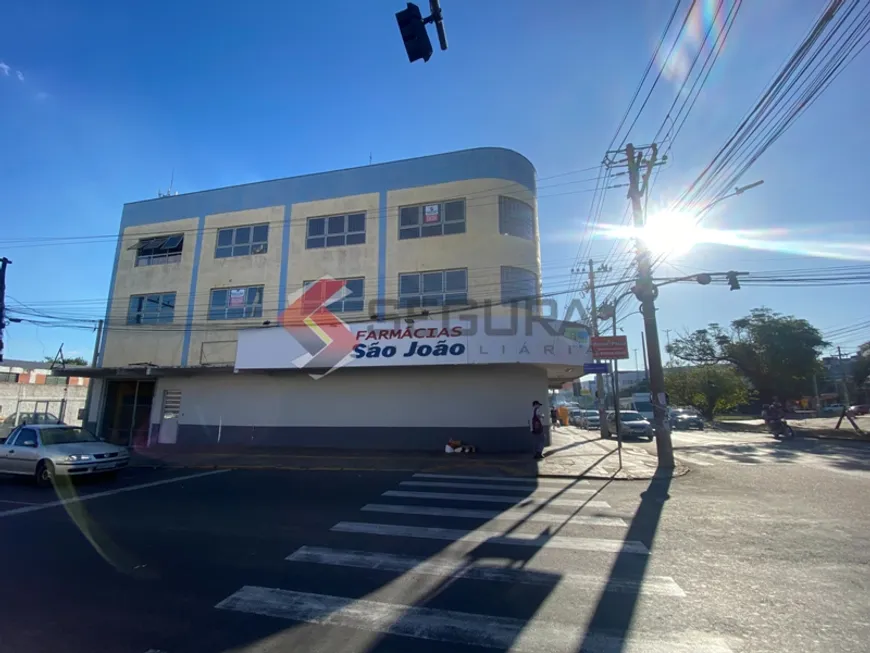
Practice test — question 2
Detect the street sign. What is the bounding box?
[583,362,610,374]
[590,335,630,360]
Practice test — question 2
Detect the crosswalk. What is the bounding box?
[214,472,738,652]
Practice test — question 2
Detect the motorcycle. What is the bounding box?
[766,417,795,440]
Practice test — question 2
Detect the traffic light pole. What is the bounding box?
[587,259,608,437]
[624,143,675,468]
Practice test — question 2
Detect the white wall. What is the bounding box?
[153,365,548,430]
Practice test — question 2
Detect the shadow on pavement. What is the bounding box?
[575,468,673,653]
[676,437,870,471]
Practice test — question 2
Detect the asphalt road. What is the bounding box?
[0,443,868,653]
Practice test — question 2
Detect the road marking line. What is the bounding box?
[383,490,610,509]
[216,586,729,652]
[286,546,681,596]
[361,503,626,527]
[412,473,590,486]
[0,470,230,519]
[400,481,595,495]
[330,521,649,554]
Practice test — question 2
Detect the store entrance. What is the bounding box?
[99,380,155,447]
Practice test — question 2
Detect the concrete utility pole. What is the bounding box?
[624,142,675,468]
[642,331,649,380]
[82,319,103,431]
[837,346,851,406]
[0,257,11,363]
[587,259,608,437]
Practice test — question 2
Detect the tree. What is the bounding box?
[665,364,750,420]
[667,308,827,404]
[43,355,88,367]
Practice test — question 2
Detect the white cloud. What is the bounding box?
[0,62,9,76]
[16,70,23,81]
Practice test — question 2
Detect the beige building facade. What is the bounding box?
[63,148,591,452]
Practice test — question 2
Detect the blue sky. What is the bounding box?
[1,0,867,367]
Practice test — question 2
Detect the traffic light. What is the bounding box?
[726,271,741,291]
[396,3,433,63]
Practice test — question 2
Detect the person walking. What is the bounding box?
[550,406,560,431]
[531,400,545,459]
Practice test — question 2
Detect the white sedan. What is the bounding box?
[0,424,130,487]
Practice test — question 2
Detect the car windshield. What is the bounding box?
[620,412,645,422]
[40,427,101,446]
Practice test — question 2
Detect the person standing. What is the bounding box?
[531,400,545,459]
[550,405,560,431]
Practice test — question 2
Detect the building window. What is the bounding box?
[306,213,366,249]
[127,293,176,325]
[215,224,269,258]
[501,266,538,304]
[208,285,264,320]
[302,278,365,313]
[0,372,19,383]
[398,268,467,309]
[43,376,67,386]
[499,196,534,240]
[399,200,466,240]
[132,234,184,266]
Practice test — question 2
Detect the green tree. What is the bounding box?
[667,308,827,404]
[43,355,88,367]
[664,364,750,420]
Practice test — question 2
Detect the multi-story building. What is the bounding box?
[62,148,591,452]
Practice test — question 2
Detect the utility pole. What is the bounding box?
[82,319,103,431]
[622,142,674,467]
[634,348,639,374]
[587,259,608,436]
[641,331,650,380]
[812,373,821,417]
[0,257,11,363]
[837,346,851,406]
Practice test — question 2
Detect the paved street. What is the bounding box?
[1,448,868,653]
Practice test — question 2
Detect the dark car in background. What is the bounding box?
[669,407,704,430]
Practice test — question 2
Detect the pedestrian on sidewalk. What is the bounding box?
[550,406,560,431]
[531,400,545,460]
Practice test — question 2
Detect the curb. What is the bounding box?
[129,459,690,481]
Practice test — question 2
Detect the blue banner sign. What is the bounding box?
[584,362,610,375]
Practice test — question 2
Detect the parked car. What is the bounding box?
[669,407,704,430]
[0,424,129,487]
[848,404,869,416]
[0,412,64,443]
[603,411,654,441]
[573,409,600,430]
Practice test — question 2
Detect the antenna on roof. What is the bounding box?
[158,169,178,197]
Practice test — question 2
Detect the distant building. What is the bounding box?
[0,360,90,427]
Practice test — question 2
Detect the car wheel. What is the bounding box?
[35,460,55,488]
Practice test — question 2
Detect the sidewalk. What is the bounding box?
[130,426,686,480]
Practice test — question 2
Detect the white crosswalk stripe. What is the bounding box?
[361,503,627,526]
[331,521,650,554]
[383,489,611,508]
[400,480,596,495]
[412,472,590,486]
[212,471,736,652]
[216,586,731,652]
[286,546,683,596]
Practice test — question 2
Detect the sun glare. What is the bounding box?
[642,210,702,258]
